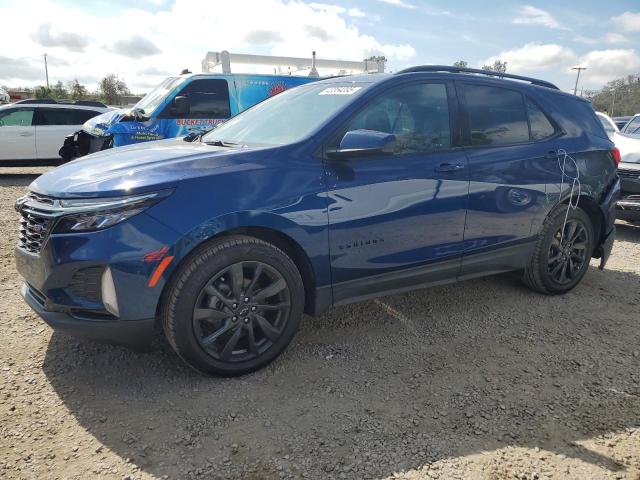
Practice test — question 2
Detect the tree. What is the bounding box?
[364,55,387,71]
[481,60,507,73]
[98,74,130,105]
[51,81,68,99]
[68,79,88,100]
[585,74,640,116]
[34,86,51,99]
[453,60,468,68]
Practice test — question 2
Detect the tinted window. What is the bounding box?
[463,85,529,146]
[344,83,451,154]
[0,108,34,126]
[546,93,607,139]
[37,108,96,126]
[163,79,230,119]
[526,98,555,140]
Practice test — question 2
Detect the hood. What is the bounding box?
[30,138,274,198]
[612,132,640,164]
[81,108,139,137]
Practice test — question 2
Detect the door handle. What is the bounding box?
[20,131,33,137]
[435,163,465,172]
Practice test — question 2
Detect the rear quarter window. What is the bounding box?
[544,93,608,140]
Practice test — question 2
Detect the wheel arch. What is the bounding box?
[560,194,604,256]
[155,216,326,323]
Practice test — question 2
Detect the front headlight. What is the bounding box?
[52,190,172,233]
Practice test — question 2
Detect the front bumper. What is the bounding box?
[15,211,184,348]
[22,283,156,349]
[59,130,112,160]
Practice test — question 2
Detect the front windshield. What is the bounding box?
[202,82,370,146]
[134,77,186,115]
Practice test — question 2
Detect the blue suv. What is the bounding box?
[15,66,621,375]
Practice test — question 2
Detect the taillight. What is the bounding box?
[611,147,621,166]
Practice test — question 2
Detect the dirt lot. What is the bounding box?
[1,174,639,480]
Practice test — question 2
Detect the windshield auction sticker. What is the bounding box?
[319,86,363,95]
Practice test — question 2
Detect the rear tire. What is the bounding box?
[523,206,594,294]
[161,235,304,376]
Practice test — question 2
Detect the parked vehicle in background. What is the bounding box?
[613,116,632,130]
[60,51,385,161]
[597,112,640,222]
[0,99,111,164]
[0,87,9,104]
[15,66,620,375]
[597,112,619,137]
[621,114,640,136]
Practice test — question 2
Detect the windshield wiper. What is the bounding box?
[204,139,238,147]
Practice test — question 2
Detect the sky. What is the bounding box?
[1,0,639,94]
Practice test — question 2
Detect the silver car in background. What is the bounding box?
[597,112,640,221]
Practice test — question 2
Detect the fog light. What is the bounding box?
[101,267,119,317]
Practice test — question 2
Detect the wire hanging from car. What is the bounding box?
[556,148,581,244]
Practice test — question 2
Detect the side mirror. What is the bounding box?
[174,95,190,115]
[327,129,396,159]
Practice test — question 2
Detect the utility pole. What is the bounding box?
[43,53,49,90]
[610,90,616,117]
[572,67,586,96]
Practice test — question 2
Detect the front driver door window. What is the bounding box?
[0,108,36,160]
[324,82,469,302]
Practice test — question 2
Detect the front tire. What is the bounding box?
[161,235,304,376]
[523,206,594,294]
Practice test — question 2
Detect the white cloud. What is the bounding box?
[483,43,577,73]
[377,0,415,10]
[612,11,640,32]
[348,7,366,17]
[578,49,640,85]
[0,0,415,92]
[513,5,568,30]
[573,35,598,45]
[604,33,627,44]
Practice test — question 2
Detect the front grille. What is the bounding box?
[617,169,640,179]
[17,192,58,254]
[19,211,54,254]
[68,266,103,302]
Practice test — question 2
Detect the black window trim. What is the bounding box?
[320,78,463,161]
[456,80,563,150]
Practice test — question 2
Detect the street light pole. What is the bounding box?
[43,53,49,90]
[572,67,586,96]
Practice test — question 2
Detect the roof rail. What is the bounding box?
[395,65,559,90]
[14,98,56,104]
[13,98,107,107]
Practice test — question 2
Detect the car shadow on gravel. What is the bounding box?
[42,262,640,479]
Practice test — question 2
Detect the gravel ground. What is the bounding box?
[1,175,639,480]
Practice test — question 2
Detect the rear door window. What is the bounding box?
[0,108,34,126]
[462,84,529,146]
[71,109,101,124]
[162,79,230,119]
[36,108,84,126]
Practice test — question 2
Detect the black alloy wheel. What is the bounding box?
[546,218,589,285]
[192,261,291,362]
